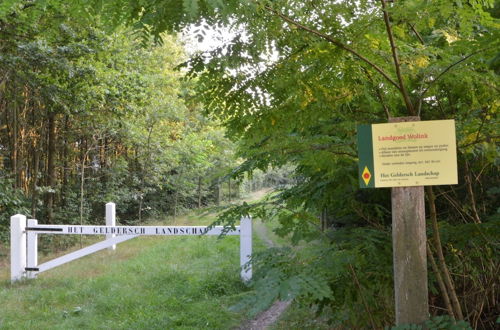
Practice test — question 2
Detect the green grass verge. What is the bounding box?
[0,211,266,329]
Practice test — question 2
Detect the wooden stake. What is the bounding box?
[390,116,428,325]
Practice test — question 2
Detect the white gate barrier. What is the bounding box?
[10,202,252,283]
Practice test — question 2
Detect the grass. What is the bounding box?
[0,210,266,329]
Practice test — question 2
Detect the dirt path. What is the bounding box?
[253,221,275,247]
[237,195,292,330]
[239,299,291,330]
[245,188,274,203]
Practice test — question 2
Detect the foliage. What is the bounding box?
[163,0,498,324]
[429,219,500,328]
[0,176,29,241]
[233,223,395,328]
[0,0,498,327]
[0,5,238,233]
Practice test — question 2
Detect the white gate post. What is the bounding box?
[10,214,27,282]
[240,216,252,281]
[27,219,38,279]
[106,202,116,251]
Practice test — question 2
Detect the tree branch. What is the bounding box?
[459,135,500,149]
[380,0,415,115]
[284,144,357,158]
[405,22,428,116]
[427,243,455,319]
[408,23,425,45]
[464,160,482,224]
[427,186,464,320]
[348,264,377,328]
[263,5,401,92]
[419,48,493,100]
[361,67,391,119]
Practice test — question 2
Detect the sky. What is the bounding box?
[181,21,237,55]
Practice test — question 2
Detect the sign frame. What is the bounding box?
[357,119,458,188]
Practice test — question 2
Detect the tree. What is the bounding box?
[92,0,498,327]
[0,3,238,236]
[1,0,498,327]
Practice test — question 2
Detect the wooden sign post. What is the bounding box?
[357,117,458,325]
[389,117,427,325]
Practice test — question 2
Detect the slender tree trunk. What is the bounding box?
[138,196,143,222]
[138,126,154,222]
[198,176,202,208]
[464,161,481,224]
[19,85,30,191]
[216,178,221,206]
[427,243,455,318]
[321,207,328,231]
[426,186,464,320]
[101,137,108,188]
[61,116,69,206]
[228,178,231,202]
[31,147,40,218]
[46,111,57,223]
[349,264,377,329]
[79,151,85,248]
[174,189,179,218]
[235,182,240,199]
[29,100,41,218]
[12,102,19,188]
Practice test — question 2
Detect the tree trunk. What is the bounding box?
[174,189,178,218]
[12,102,19,188]
[427,186,464,320]
[79,147,86,228]
[464,161,481,224]
[138,195,143,222]
[216,178,221,206]
[29,100,41,218]
[79,150,86,248]
[321,207,328,231]
[198,176,202,208]
[101,137,108,188]
[31,147,40,218]
[234,182,240,199]
[61,115,69,206]
[46,111,57,223]
[427,243,455,318]
[19,85,29,191]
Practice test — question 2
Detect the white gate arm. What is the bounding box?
[26,224,240,236]
[36,235,137,274]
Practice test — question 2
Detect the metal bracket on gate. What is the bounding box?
[26,227,63,232]
[25,267,39,271]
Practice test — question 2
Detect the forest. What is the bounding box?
[1,0,499,328]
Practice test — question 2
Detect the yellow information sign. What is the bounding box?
[357,120,458,188]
